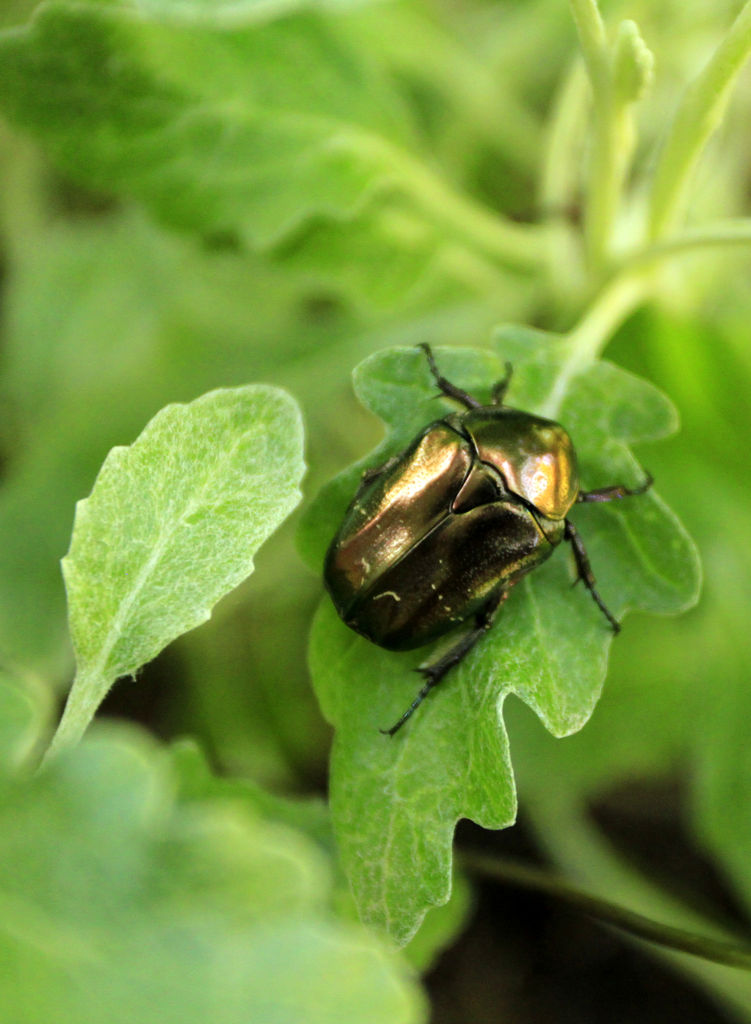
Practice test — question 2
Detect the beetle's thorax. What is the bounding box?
[449,407,580,520]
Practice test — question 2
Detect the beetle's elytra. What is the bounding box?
[324,344,652,736]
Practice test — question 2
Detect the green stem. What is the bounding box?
[617,218,751,272]
[540,267,651,419]
[41,666,104,767]
[461,851,751,971]
[567,0,633,271]
[524,793,751,1012]
[649,0,751,239]
[589,101,634,271]
[382,144,545,272]
[538,213,751,420]
[567,0,608,84]
[539,61,590,307]
[540,61,590,218]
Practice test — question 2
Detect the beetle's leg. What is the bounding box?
[491,362,513,405]
[419,342,482,410]
[380,590,509,737]
[360,455,399,487]
[567,474,652,626]
[577,472,653,503]
[564,520,620,633]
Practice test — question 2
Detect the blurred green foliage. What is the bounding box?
[2,0,751,1019]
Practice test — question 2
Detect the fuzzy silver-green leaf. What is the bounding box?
[52,385,304,757]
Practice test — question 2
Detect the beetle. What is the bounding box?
[324,344,652,736]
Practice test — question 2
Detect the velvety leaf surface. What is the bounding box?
[303,338,700,943]
[0,2,414,246]
[0,0,540,305]
[0,679,426,1024]
[52,384,304,755]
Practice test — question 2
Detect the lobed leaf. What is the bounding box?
[304,339,700,943]
[51,384,305,757]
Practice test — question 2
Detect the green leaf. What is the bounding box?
[0,672,51,775]
[0,1,540,289]
[50,384,305,758]
[275,194,536,312]
[170,737,473,966]
[403,869,472,973]
[305,339,700,943]
[0,208,355,682]
[0,4,409,244]
[0,696,426,1024]
[130,0,372,23]
[169,737,336,853]
[0,215,195,681]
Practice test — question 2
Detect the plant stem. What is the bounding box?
[381,143,545,272]
[567,0,634,272]
[539,267,651,419]
[525,793,751,1010]
[538,212,751,420]
[539,61,590,308]
[41,667,103,767]
[588,100,634,272]
[567,0,608,84]
[616,218,751,272]
[462,851,751,971]
[540,61,590,222]
[648,0,751,239]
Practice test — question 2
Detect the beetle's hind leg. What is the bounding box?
[564,520,620,633]
[381,590,509,737]
[419,343,482,410]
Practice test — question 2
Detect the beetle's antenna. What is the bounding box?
[418,343,482,410]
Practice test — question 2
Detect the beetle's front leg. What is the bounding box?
[577,473,653,504]
[491,361,513,405]
[419,343,482,410]
[380,589,509,737]
[564,520,620,633]
[360,455,400,487]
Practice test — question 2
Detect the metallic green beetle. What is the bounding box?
[324,344,652,735]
